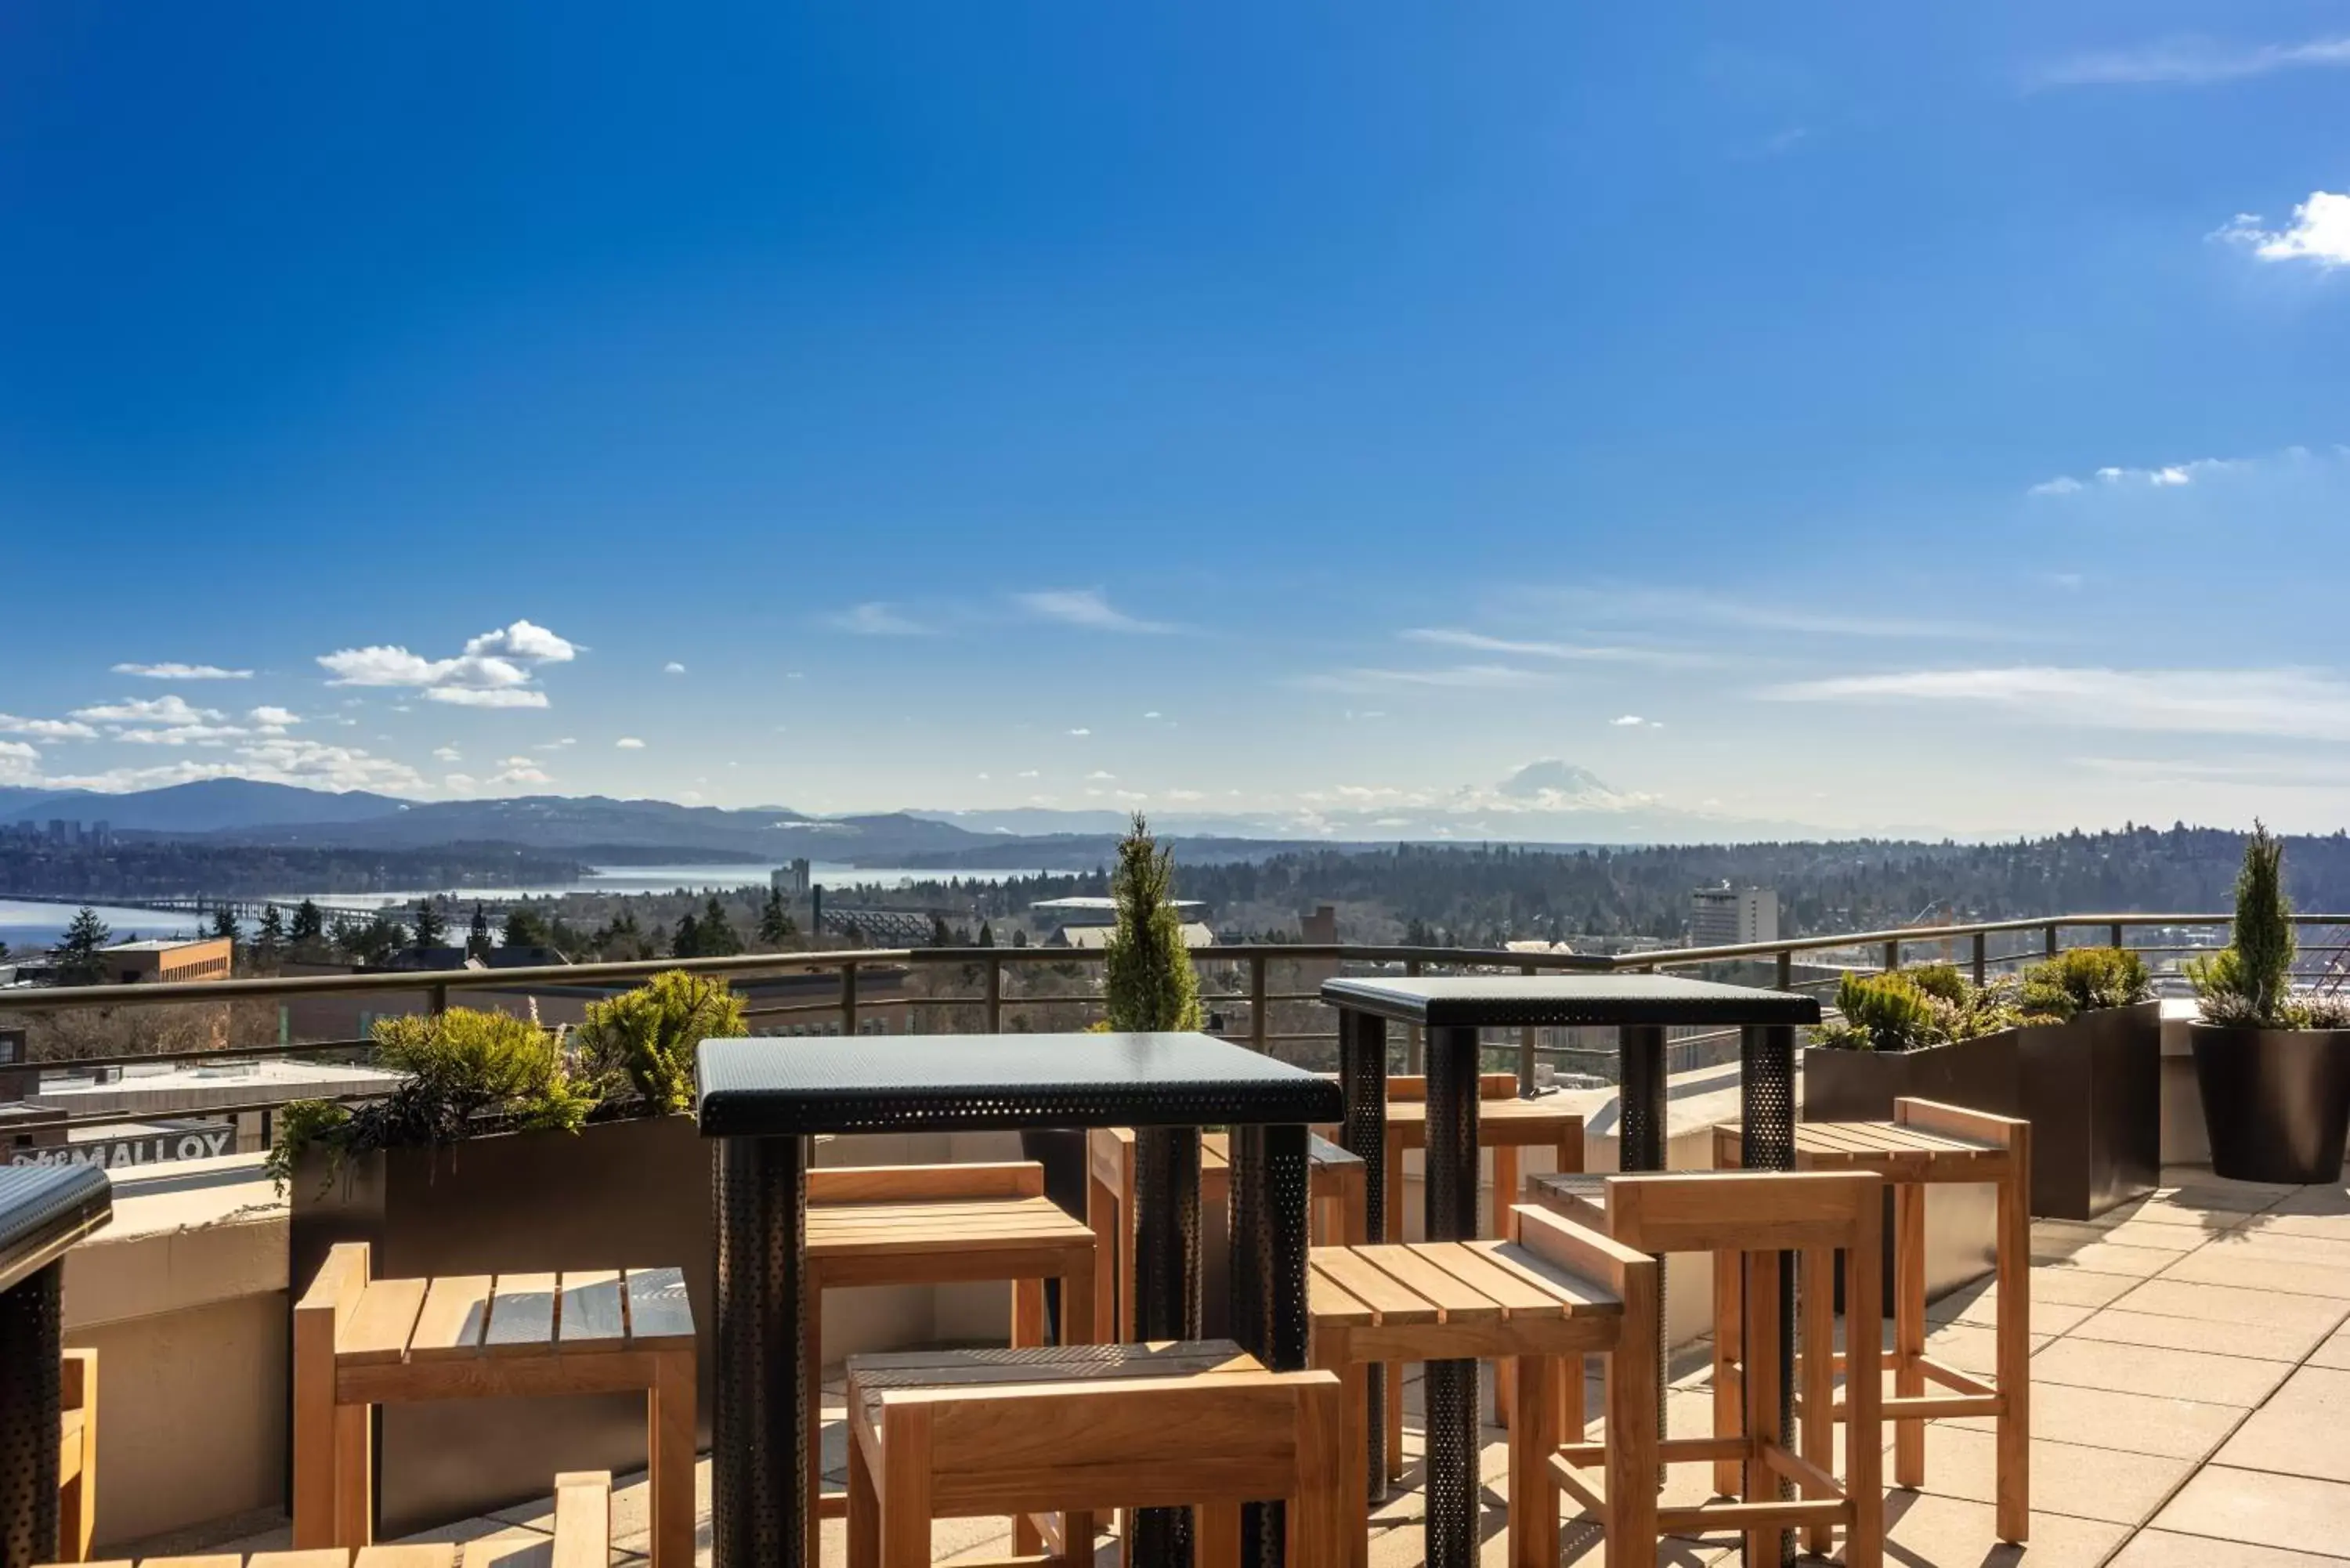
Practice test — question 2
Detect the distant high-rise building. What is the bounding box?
[1690,883,1777,948]
[48,819,68,846]
[772,858,812,897]
[91,821,111,850]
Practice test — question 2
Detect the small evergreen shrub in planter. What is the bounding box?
[277,977,744,1537]
[2186,826,2350,1184]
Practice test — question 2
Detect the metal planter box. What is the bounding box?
[2190,1022,2350,1185]
[2019,1001,2162,1220]
[288,1113,714,1540]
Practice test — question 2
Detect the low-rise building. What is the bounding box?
[97,935,233,985]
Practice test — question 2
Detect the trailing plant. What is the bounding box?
[2189,823,2305,1028]
[576,969,748,1115]
[1101,813,1203,1031]
[266,1005,596,1194]
[2018,947,2153,1023]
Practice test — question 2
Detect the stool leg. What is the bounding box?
[1893,1183,1926,1490]
[1509,1353,1560,1568]
[1608,1313,1660,1568]
[848,1424,880,1568]
[1013,1278,1047,1557]
[805,1264,827,1568]
[1741,1249,1785,1568]
[1343,1360,1371,1568]
[652,1349,696,1568]
[334,1402,371,1547]
[1493,1143,1520,1429]
[1089,1167,1119,1346]
[1295,1378,1347,1568]
[1383,1128,1408,1483]
[1061,1255,1097,1564]
[1198,1503,1242,1568]
[1996,1144,2031,1544]
[1800,1247,1835,1558]
[1712,1249,1742,1497]
[878,1407,933,1568]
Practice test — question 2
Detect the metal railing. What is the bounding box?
[5,912,2344,1138]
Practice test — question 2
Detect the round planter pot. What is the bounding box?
[2189,1022,2350,1185]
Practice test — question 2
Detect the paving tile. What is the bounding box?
[2026,1266,2147,1309]
[1919,1321,2048,1378]
[2030,1335,2297,1407]
[2087,1219,2225,1253]
[1925,1277,2096,1335]
[2107,1277,2350,1335]
[2160,1245,2350,1300]
[2307,1330,2350,1371]
[2261,1185,2350,1218]
[2160,1165,2296,1198]
[2214,1366,2350,1483]
[2095,1194,2266,1230]
[1901,1422,2199,1526]
[2068,1306,2336,1364]
[2032,1237,2184,1278]
[1875,1490,2127,1568]
[2206,1228,2350,1266]
[1941,1380,2245,1461]
[2108,1529,2350,1568]
[2157,1465,2350,1557]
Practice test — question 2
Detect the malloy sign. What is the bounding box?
[9,1125,237,1169]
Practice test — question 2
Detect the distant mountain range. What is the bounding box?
[0,761,1827,865]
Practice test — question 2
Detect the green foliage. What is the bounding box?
[1905,962,1969,1005]
[2190,823,2299,1028]
[577,970,748,1115]
[503,906,551,950]
[412,900,448,948]
[209,908,241,944]
[758,887,796,945]
[1816,967,2023,1052]
[1101,814,1203,1031]
[288,899,325,947]
[255,903,287,958]
[262,1098,355,1194]
[55,907,113,985]
[2019,947,2152,1022]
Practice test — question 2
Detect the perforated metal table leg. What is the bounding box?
[1337,1006,1390,1498]
[1133,1125,1203,1568]
[0,1261,63,1568]
[1230,1123,1311,1568]
[1423,1024,1484,1568]
[712,1134,805,1568]
[1619,1023,1671,1489]
[1742,1024,1799,1568]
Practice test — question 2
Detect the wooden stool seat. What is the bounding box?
[809,1163,1097,1564]
[844,1342,1346,1568]
[294,1246,693,1566]
[1309,1227,1645,1568]
[54,1472,613,1568]
[1712,1098,2032,1545]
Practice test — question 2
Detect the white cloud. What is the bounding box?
[1763,666,2350,741]
[38,737,424,795]
[615,736,647,750]
[248,706,300,728]
[825,602,931,636]
[2215,192,2350,267]
[433,746,463,762]
[1610,714,1663,728]
[662,661,686,674]
[1067,727,1092,736]
[114,724,252,746]
[1086,770,1117,781]
[317,619,576,706]
[1402,627,1705,667]
[111,662,252,680]
[488,757,553,786]
[1143,710,1162,720]
[72,695,225,724]
[535,737,577,750]
[0,740,38,763]
[1014,588,1174,634]
[1017,769,1040,779]
[0,714,99,741]
[2026,476,2084,497]
[2030,34,2350,89]
[1530,586,2010,641]
[1302,664,1549,693]
[443,772,479,791]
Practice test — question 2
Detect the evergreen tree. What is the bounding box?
[0,938,10,962]
[56,906,113,985]
[1101,815,1202,1031]
[758,887,796,945]
[698,896,742,956]
[2235,821,2296,1020]
[930,914,953,948]
[209,907,242,945]
[503,906,551,950]
[978,921,995,948]
[255,904,287,966]
[671,912,702,959]
[412,899,448,949]
[466,904,493,961]
[289,899,326,948]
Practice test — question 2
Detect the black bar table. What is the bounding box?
[0,1164,112,1568]
[1320,974,1820,1568]
[694,1031,1341,1568]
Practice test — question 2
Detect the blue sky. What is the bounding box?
[4,2,2349,838]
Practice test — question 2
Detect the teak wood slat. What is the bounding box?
[404,1276,493,1360]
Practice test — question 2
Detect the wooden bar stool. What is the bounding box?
[1086,1129,1365,1343]
[50,1471,613,1568]
[1711,1097,2031,1545]
[808,1161,1097,1563]
[1307,1207,1656,1568]
[292,1245,695,1567]
[56,1350,96,1564]
[843,1342,1345,1568]
[1535,1171,1885,1568]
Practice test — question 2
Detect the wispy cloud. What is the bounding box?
[2214,192,2350,268]
[824,602,932,637]
[2028,34,2350,89]
[2030,459,2214,496]
[1014,588,1175,634]
[0,714,99,741]
[112,662,253,680]
[1538,586,2011,641]
[1401,628,1708,667]
[1763,666,2350,742]
[663,661,687,674]
[1609,714,1663,728]
[1301,664,1549,693]
[72,695,225,724]
[615,736,646,750]
[317,619,576,708]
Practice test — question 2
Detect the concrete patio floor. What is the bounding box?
[177,1164,2350,1568]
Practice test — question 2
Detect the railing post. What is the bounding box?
[984,959,1002,1035]
[841,960,859,1036]
[1882,940,1899,974]
[2045,924,2059,958]
[1249,952,1267,1054]
[2110,922,2124,950]
[429,983,447,1017]
[1776,949,1792,992]
[1405,957,1423,1075]
[1972,931,1987,989]
[1518,963,1537,1095]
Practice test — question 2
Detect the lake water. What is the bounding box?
[0,862,1040,955]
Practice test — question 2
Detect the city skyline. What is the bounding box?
[5,4,2349,838]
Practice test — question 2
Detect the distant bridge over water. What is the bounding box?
[0,891,526,929]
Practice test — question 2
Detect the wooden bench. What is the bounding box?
[55,1349,96,1564]
[808,1162,1097,1565]
[46,1471,612,1568]
[1535,1171,1885,1568]
[292,1244,693,1567]
[1712,1097,2031,1545]
[844,1342,1344,1568]
[1085,1129,1366,1344]
[1307,1212,1653,1568]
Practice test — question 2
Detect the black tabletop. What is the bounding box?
[1320,974,1821,1028]
[0,1163,112,1295]
[696,1031,1344,1138]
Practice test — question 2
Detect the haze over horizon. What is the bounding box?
[7,4,2349,840]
